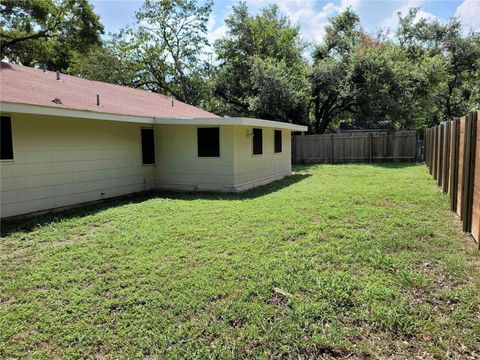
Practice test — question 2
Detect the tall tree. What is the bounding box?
[68,0,213,106]
[67,36,142,88]
[0,0,104,70]
[310,8,361,133]
[249,56,309,124]
[397,8,480,121]
[348,40,445,130]
[213,2,308,123]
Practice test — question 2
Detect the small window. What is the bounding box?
[274,130,282,153]
[198,127,220,157]
[141,128,155,164]
[253,128,263,155]
[1,116,13,160]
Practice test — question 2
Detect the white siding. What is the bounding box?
[0,113,155,217]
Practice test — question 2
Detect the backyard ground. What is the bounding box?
[1,164,479,359]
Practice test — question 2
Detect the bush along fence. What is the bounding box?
[424,110,480,248]
[292,131,421,164]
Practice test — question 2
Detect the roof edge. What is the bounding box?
[154,117,308,131]
[0,102,308,131]
[1,101,155,124]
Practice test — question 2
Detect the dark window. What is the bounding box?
[1,116,13,160]
[274,130,282,153]
[253,128,263,155]
[141,128,155,164]
[197,127,220,157]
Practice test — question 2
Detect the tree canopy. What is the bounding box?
[211,2,308,123]
[0,0,104,70]
[2,1,479,132]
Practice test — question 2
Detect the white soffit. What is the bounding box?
[0,102,308,131]
[155,117,308,131]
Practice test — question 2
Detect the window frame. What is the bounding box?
[140,127,155,165]
[197,127,221,158]
[0,114,14,161]
[274,129,282,153]
[252,128,263,156]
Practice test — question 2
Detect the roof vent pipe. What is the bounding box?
[172,100,174,107]
[96,94,100,106]
[56,71,60,80]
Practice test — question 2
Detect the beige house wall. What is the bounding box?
[1,115,294,217]
[232,126,292,191]
[154,125,292,192]
[0,113,155,217]
[155,125,236,191]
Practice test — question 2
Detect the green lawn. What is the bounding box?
[1,164,479,359]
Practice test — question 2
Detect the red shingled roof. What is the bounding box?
[0,62,219,118]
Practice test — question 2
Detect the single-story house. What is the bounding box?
[0,62,307,218]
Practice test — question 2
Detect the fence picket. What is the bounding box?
[292,131,419,164]
[424,111,480,248]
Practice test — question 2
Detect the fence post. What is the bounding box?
[443,122,451,194]
[438,125,444,187]
[425,129,429,167]
[462,112,477,232]
[415,131,418,162]
[369,133,373,163]
[330,134,334,164]
[450,119,460,212]
[432,126,437,179]
[431,127,434,174]
[431,127,436,175]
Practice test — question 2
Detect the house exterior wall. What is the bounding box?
[1,116,294,218]
[155,125,236,191]
[233,126,292,191]
[0,113,155,217]
[154,125,292,192]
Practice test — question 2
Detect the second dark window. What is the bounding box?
[253,128,263,155]
[274,130,282,153]
[1,116,14,160]
[141,128,155,165]
[198,127,220,157]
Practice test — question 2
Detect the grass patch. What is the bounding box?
[1,164,479,358]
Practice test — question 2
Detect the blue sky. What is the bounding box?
[90,0,480,45]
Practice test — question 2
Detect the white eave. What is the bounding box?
[154,117,308,131]
[0,101,308,132]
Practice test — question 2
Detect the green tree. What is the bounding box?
[348,40,445,130]
[249,57,309,124]
[310,8,360,133]
[310,8,448,133]
[397,8,480,121]
[213,2,308,123]
[0,0,103,70]
[69,0,213,106]
[67,36,142,88]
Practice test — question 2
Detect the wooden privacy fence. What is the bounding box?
[292,131,420,164]
[424,110,480,248]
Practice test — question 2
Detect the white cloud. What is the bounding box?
[381,0,437,34]
[206,0,364,50]
[207,14,227,46]
[339,0,361,12]
[275,0,362,43]
[455,0,480,32]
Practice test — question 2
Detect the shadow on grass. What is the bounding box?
[293,162,421,170]
[370,162,421,169]
[0,173,310,237]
